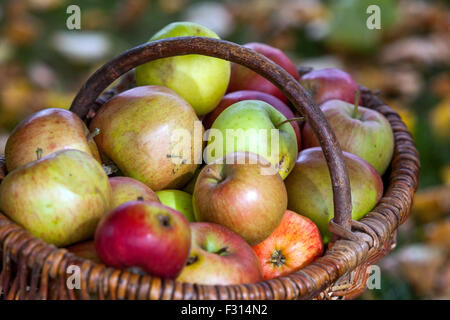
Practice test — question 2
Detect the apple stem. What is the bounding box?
[36,148,43,160]
[275,117,304,129]
[205,167,223,182]
[352,90,360,119]
[87,128,100,140]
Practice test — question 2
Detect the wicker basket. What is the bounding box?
[0,37,420,300]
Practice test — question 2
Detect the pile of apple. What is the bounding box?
[0,22,394,285]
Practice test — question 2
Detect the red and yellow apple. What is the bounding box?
[109,176,160,209]
[252,210,323,280]
[193,152,287,245]
[302,99,394,175]
[90,85,203,191]
[227,42,299,103]
[299,68,360,105]
[67,241,102,264]
[94,201,191,279]
[177,222,263,285]
[5,108,101,172]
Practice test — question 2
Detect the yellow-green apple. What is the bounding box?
[227,42,299,103]
[109,176,160,209]
[299,68,361,105]
[0,149,112,247]
[205,100,298,179]
[193,152,287,245]
[252,210,323,280]
[285,147,383,243]
[302,99,394,174]
[94,201,191,278]
[5,108,101,172]
[203,90,302,150]
[90,85,203,191]
[156,189,195,222]
[177,222,263,285]
[135,21,230,116]
[67,241,102,264]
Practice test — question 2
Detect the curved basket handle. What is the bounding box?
[69,36,352,236]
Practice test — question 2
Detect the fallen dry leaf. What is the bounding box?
[413,185,450,223]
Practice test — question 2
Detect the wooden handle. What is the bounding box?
[69,36,353,234]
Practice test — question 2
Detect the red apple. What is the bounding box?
[177,222,263,285]
[227,42,299,103]
[299,68,360,105]
[252,210,323,280]
[193,152,287,245]
[109,176,160,209]
[67,241,102,264]
[301,99,394,175]
[94,201,191,279]
[203,90,302,150]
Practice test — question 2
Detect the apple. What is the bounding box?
[109,176,160,209]
[299,68,361,105]
[203,90,302,150]
[67,241,102,264]
[285,147,383,243]
[177,222,263,285]
[90,85,203,191]
[204,100,298,179]
[181,164,203,194]
[156,189,195,222]
[95,201,191,279]
[193,152,287,245]
[0,149,112,247]
[5,108,101,172]
[302,99,394,175]
[252,210,323,280]
[227,42,299,103]
[135,21,230,116]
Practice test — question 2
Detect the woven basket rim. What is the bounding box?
[0,39,420,300]
[0,85,419,300]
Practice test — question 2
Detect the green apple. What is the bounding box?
[135,21,231,116]
[205,100,298,179]
[285,147,383,243]
[156,189,195,222]
[0,149,112,247]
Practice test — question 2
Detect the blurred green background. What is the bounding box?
[0,0,449,299]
